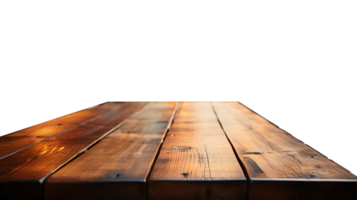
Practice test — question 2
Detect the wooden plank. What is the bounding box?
[0,137,44,160]
[148,102,247,200]
[0,102,147,200]
[212,102,357,200]
[44,102,177,200]
[0,102,124,159]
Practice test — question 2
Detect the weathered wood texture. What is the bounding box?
[0,102,123,159]
[212,102,357,200]
[149,102,247,200]
[0,102,147,200]
[0,137,44,159]
[44,102,177,200]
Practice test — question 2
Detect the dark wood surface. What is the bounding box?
[0,102,123,159]
[1,101,356,200]
[44,102,177,200]
[148,102,247,200]
[212,102,357,200]
[0,102,147,200]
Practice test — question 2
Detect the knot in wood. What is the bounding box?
[181,172,189,177]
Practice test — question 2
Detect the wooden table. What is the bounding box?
[0,102,356,200]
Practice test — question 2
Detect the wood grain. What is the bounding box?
[44,102,177,200]
[212,102,357,200]
[0,102,146,200]
[0,137,44,160]
[0,102,124,159]
[148,102,247,200]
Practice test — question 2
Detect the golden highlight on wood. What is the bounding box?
[45,102,176,200]
[0,102,356,200]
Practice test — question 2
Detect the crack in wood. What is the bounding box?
[204,144,212,179]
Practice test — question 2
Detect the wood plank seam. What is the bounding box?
[145,102,180,199]
[160,101,182,143]
[210,102,250,199]
[211,102,357,200]
[44,102,177,200]
[0,103,123,160]
[38,103,151,185]
[148,102,247,200]
[0,102,147,200]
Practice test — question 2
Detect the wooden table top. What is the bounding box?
[0,102,356,200]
